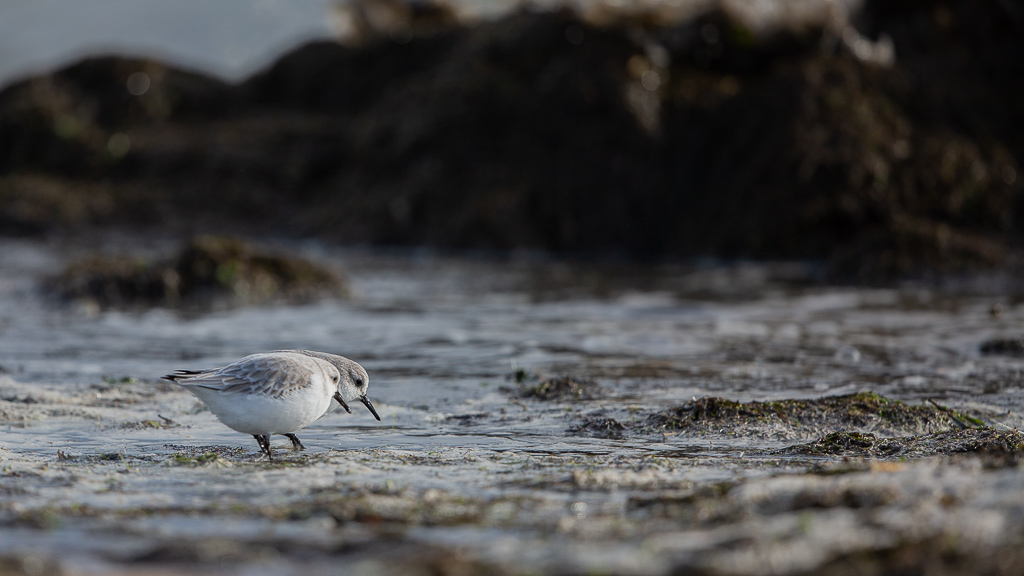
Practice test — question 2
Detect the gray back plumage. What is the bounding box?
[164,352,330,399]
[284,350,367,384]
[286,350,349,372]
[163,350,367,400]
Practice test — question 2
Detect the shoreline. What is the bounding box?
[3,237,1024,574]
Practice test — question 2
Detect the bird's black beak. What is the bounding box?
[361,395,381,421]
[333,391,352,414]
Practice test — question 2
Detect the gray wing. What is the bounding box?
[169,354,317,399]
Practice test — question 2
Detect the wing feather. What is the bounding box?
[169,354,320,399]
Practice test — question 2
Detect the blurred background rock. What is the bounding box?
[1,0,1021,280]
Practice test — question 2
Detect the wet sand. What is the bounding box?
[2,237,1024,575]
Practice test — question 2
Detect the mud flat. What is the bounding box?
[3,238,1024,574]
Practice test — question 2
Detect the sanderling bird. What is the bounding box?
[163,350,381,459]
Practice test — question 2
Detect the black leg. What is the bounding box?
[252,434,273,460]
[284,433,305,451]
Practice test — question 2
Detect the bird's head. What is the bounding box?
[282,349,381,421]
[306,351,380,422]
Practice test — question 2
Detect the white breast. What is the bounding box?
[182,353,338,435]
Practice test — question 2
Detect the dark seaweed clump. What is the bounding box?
[520,376,601,401]
[980,337,1024,356]
[783,428,1024,459]
[645,392,980,436]
[51,235,348,309]
[568,416,625,439]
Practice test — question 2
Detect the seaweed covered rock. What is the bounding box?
[52,235,348,309]
[783,428,1024,459]
[0,175,148,236]
[0,57,239,177]
[55,254,175,307]
[520,376,601,401]
[174,235,345,302]
[645,392,980,437]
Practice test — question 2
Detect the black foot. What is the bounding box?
[284,433,305,451]
[253,434,274,461]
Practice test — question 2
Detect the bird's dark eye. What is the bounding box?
[355,378,364,387]
[332,374,340,383]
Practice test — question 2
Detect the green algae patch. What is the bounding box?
[161,444,249,461]
[12,507,63,530]
[645,392,980,437]
[783,428,1024,459]
[119,418,174,430]
[50,235,348,309]
[170,452,225,466]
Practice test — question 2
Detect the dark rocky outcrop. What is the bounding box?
[2,0,1021,278]
[50,235,348,309]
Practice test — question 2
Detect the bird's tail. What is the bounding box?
[161,369,206,382]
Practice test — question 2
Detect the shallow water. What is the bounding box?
[2,237,1024,574]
